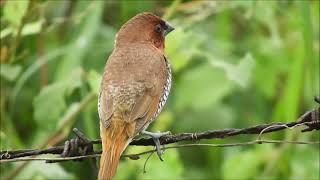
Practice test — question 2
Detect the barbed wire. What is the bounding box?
[1,139,319,164]
[0,107,319,164]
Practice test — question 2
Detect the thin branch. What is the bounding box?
[0,107,319,164]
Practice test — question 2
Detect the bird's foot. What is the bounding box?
[61,128,93,157]
[55,128,97,170]
[59,128,97,171]
[141,130,171,161]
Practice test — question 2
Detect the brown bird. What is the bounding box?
[98,12,174,180]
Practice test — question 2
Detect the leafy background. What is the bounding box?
[0,0,319,179]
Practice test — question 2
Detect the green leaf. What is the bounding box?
[0,63,22,81]
[0,27,13,39]
[174,64,233,111]
[33,83,67,126]
[33,69,83,126]
[208,53,255,88]
[3,0,29,27]
[65,69,83,95]
[0,20,44,39]
[21,19,44,36]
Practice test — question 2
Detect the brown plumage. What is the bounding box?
[98,12,174,180]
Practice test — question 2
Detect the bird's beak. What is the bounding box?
[164,23,174,36]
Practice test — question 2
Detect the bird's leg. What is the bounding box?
[141,130,170,161]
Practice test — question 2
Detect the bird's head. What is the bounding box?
[115,12,174,51]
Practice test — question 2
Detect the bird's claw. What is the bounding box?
[61,138,80,157]
[141,131,171,161]
[61,128,94,159]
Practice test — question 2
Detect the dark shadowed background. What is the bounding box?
[1,0,319,179]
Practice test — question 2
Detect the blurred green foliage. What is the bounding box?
[0,0,319,179]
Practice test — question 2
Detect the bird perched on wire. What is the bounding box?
[98,12,174,180]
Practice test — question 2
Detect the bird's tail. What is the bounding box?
[98,120,131,180]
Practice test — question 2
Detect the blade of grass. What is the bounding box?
[263,2,312,178]
[299,1,317,97]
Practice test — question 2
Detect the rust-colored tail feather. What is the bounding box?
[98,121,130,180]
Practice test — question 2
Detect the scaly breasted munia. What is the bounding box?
[98,12,174,180]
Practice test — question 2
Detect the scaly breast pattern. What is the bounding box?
[150,58,172,122]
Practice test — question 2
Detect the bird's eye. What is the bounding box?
[155,24,162,33]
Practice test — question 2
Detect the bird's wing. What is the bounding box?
[133,95,162,135]
[98,83,160,137]
[129,86,162,135]
[98,89,114,128]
